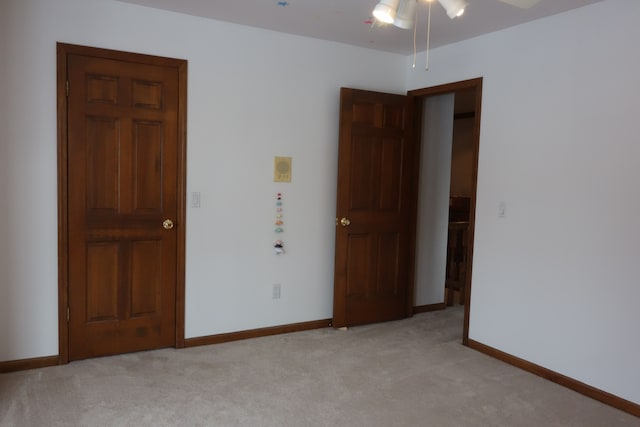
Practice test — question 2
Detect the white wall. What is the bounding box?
[407,0,640,404]
[0,0,406,360]
[414,95,454,306]
[0,0,14,359]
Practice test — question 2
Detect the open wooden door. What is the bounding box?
[58,44,187,361]
[333,88,418,328]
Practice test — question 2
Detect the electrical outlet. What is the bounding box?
[272,283,281,299]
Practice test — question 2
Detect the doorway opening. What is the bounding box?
[331,79,481,343]
[445,89,476,307]
[410,78,482,345]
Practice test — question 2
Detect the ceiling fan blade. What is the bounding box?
[497,0,542,8]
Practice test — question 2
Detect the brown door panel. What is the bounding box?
[333,88,417,328]
[65,48,181,360]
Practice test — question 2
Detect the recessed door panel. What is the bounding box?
[383,104,404,129]
[345,234,372,298]
[349,136,374,211]
[86,116,120,212]
[86,74,118,104]
[130,239,162,318]
[378,137,402,210]
[132,79,163,110]
[376,232,400,296]
[86,242,120,322]
[133,120,163,212]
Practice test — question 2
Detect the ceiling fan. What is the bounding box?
[372,0,542,69]
[373,0,542,27]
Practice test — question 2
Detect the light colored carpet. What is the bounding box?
[0,307,636,426]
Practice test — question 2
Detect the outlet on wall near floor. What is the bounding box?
[272,283,281,299]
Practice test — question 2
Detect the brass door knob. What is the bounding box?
[340,217,351,227]
[162,219,174,230]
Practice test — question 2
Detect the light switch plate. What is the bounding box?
[274,156,292,183]
[192,192,201,208]
[498,201,506,218]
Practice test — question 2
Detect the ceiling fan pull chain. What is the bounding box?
[425,1,432,70]
[412,0,418,68]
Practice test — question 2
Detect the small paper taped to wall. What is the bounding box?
[274,156,292,182]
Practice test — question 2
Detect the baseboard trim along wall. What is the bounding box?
[184,319,333,348]
[467,339,640,418]
[0,355,59,374]
[0,310,447,373]
[413,303,447,314]
[175,306,450,348]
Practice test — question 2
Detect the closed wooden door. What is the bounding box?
[333,88,417,328]
[62,45,186,360]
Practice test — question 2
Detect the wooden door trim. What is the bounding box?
[404,93,419,317]
[408,77,483,346]
[56,43,187,363]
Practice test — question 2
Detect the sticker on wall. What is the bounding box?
[274,192,285,254]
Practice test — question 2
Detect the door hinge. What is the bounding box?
[67,307,70,322]
[66,80,69,97]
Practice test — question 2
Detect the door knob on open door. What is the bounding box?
[162,219,174,230]
[340,217,351,227]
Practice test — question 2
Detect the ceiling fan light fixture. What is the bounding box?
[373,0,400,24]
[393,0,418,29]
[438,0,469,19]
